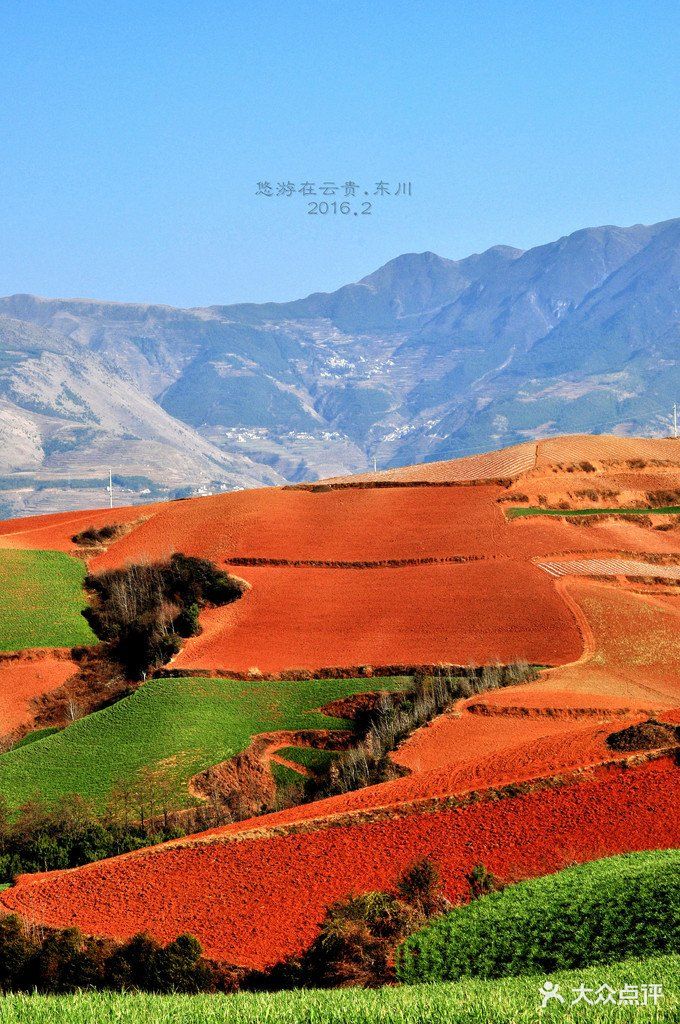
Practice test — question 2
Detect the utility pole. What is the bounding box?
[674,403,678,439]
[373,455,378,473]
[108,468,113,509]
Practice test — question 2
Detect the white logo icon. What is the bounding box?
[540,981,565,1007]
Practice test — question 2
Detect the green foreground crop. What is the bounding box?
[0,955,676,1024]
[397,851,680,983]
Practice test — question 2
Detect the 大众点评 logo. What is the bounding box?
[539,979,664,1009]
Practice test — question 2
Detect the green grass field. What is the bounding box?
[0,674,410,810]
[277,745,339,772]
[11,727,62,749]
[397,851,680,983]
[507,505,680,519]
[270,760,305,788]
[0,955,675,1023]
[0,549,96,651]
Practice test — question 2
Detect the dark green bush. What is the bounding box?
[83,554,245,679]
[396,851,680,983]
[396,857,449,919]
[252,859,445,990]
[0,915,36,990]
[0,794,186,885]
[0,918,229,994]
[72,524,124,546]
[465,863,501,899]
[174,602,201,638]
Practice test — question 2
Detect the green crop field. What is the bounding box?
[0,955,676,1023]
[0,550,96,651]
[277,745,338,772]
[0,674,410,810]
[507,505,680,519]
[11,727,62,750]
[270,760,305,788]
[397,851,680,983]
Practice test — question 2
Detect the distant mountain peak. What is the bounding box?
[1,216,678,518]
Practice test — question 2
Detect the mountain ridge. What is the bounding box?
[0,218,678,516]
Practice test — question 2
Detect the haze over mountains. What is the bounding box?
[1,217,679,516]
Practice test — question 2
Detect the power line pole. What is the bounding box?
[108,468,113,509]
[674,403,678,439]
[372,455,378,473]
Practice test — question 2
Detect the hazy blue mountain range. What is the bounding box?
[0,218,678,515]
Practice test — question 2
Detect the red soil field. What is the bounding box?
[534,434,680,467]
[465,686,658,713]
[328,434,680,485]
[0,505,152,553]
[92,485,519,568]
[177,723,621,841]
[0,435,678,969]
[535,578,680,708]
[0,653,77,735]
[324,440,537,484]
[172,559,583,673]
[90,483,630,572]
[78,464,677,676]
[3,756,676,968]
[392,705,628,777]
[605,470,680,491]
[239,710,627,822]
[235,710,635,825]
[88,482,676,573]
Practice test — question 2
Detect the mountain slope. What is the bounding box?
[0,315,286,514]
[0,218,678,515]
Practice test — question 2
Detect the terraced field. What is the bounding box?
[0,674,410,810]
[534,434,680,466]
[0,434,678,976]
[3,756,676,966]
[323,439,538,484]
[538,557,680,579]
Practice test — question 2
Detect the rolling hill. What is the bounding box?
[0,434,678,968]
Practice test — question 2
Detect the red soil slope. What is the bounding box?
[324,440,537,484]
[84,482,675,675]
[89,483,624,570]
[393,705,624,776]
[0,652,77,735]
[535,434,680,467]
[327,434,680,485]
[0,505,153,553]
[75,446,676,675]
[3,756,676,968]
[89,482,678,573]
[172,560,582,673]
[3,437,673,679]
[1,435,678,968]
[532,578,680,707]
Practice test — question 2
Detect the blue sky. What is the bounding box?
[1,1,679,307]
